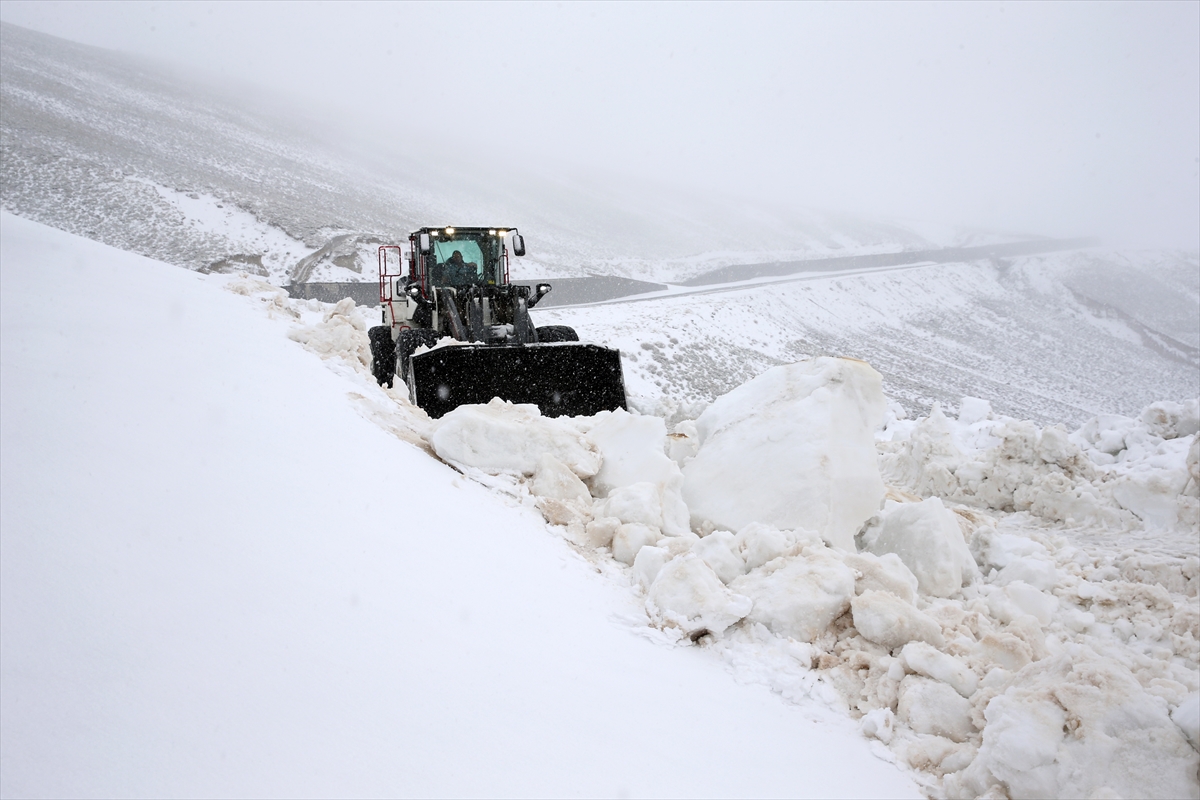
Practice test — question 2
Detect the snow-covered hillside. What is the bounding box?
[0,213,921,798]
[540,250,1199,427]
[4,21,1194,427]
[5,213,1197,799]
[0,21,1025,284]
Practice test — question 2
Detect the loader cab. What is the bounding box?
[409,226,521,294]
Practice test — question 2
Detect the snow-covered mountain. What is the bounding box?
[1,21,1029,284]
[544,249,1199,427]
[4,22,1195,428]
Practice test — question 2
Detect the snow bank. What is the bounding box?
[682,358,887,551]
[881,398,1200,532]
[334,307,1198,799]
[429,398,601,478]
[947,648,1199,799]
[2,213,926,799]
[285,296,372,368]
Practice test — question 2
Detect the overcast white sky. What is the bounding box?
[2,1,1197,248]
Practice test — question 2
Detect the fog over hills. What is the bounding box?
[1,21,1196,425]
[1,22,995,283]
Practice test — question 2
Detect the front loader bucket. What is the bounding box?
[408,343,627,419]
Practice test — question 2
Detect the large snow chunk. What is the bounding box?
[583,410,690,536]
[735,523,796,571]
[692,530,746,584]
[286,297,371,367]
[612,523,661,566]
[861,707,896,744]
[842,551,920,604]
[682,358,886,552]
[729,547,856,642]
[584,516,620,548]
[531,454,594,530]
[993,581,1058,625]
[851,590,944,651]
[897,675,974,743]
[646,555,752,635]
[957,396,993,426]
[594,482,664,528]
[899,642,977,698]
[632,545,671,590]
[667,419,699,465]
[860,498,975,597]
[950,651,1199,800]
[975,529,1059,591]
[1111,464,1193,529]
[530,453,592,504]
[430,399,601,477]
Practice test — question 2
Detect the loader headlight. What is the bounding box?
[536,283,552,296]
[445,227,455,235]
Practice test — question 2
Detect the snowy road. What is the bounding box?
[297,237,1104,311]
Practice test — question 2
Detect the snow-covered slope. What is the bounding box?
[0,212,921,798]
[540,250,1199,427]
[5,210,1199,799]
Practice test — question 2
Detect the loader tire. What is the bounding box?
[535,325,579,343]
[368,326,396,388]
[396,328,440,382]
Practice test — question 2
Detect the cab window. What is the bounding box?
[428,236,500,285]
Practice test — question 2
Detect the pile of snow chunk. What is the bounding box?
[426,359,889,639]
[646,555,753,636]
[285,297,372,369]
[946,646,1199,800]
[408,352,1200,798]
[682,357,887,551]
[880,397,1200,531]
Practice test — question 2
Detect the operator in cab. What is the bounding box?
[443,250,478,285]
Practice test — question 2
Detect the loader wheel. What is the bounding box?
[396,328,439,382]
[535,325,579,343]
[368,326,396,388]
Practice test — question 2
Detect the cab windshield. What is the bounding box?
[428,233,501,287]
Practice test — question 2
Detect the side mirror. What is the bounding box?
[418,233,432,254]
[512,234,526,257]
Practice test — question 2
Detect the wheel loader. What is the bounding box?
[369,226,628,419]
